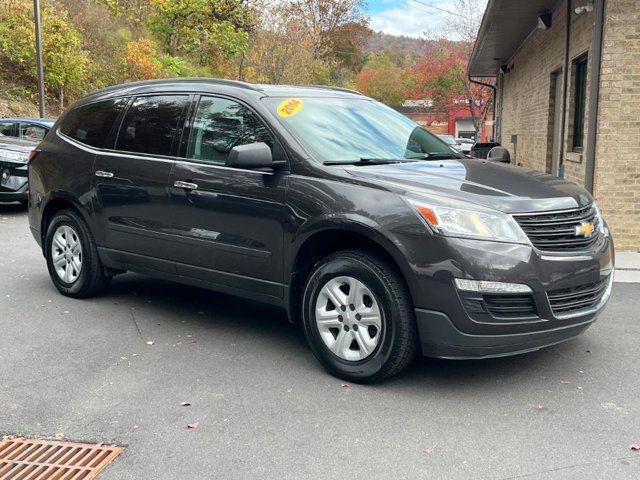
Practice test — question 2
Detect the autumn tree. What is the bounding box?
[411,0,492,139]
[147,0,256,68]
[286,0,371,79]
[240,6,329,84]
[356,53,409,106]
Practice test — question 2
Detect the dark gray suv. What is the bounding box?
[28,79,614,382]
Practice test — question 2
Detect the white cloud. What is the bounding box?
[370,5,448,38]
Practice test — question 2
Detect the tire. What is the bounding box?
[302,250,418,383]
[45,209,111,298]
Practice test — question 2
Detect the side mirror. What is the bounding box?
[487,146,511,164]
[226,142,275,169]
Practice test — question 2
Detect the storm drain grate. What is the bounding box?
[0,437,122,480]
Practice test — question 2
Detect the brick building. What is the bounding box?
[469,0,639,251]
[397,99,493,141]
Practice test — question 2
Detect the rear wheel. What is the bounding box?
[45,209,111,298]
[302,250,418,383]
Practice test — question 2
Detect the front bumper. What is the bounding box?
[402,230,614,358]
[416,307,598,359]
[0,162,28,201]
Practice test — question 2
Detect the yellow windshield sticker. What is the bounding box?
[277,98,304,118]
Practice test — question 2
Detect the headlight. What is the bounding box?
[593,202,608,236]
[0,150,30,164]
[407,198,529,243]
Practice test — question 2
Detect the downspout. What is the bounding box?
[557,0,572,177]
[585,0,605,193]
[468,75,497,140]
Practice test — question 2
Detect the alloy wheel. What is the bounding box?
[314,276,382,361]
[51,225,83,283]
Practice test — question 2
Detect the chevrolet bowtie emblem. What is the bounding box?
[575,221,595,238]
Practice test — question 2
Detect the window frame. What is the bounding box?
[178,94,288,169]
[571,54,588,153]
[58,96,131,149]
[112,93,193,159]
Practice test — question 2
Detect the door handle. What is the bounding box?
[95,170,114,178]
[174,180,198,190]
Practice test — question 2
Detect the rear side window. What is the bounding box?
[116,95,188,156]
[20,123,47,141]
[60,98,128,148]
[0,122,18,137]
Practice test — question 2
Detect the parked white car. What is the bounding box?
[455,138,474,153]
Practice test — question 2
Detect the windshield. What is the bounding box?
[262,97,460,163]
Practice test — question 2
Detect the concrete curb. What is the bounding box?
[615,251,640,283]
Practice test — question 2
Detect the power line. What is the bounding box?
[402,0,448,20]
[409,0,480,23]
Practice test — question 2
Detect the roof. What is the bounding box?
[0,117,55,126]
[82,78,364,103]
[468,0,561,77]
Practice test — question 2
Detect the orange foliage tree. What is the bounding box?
[409,39,492,139]
[124,39,162,80]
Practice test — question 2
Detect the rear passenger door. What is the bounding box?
[165,95,288,302]
[91,94,190,271]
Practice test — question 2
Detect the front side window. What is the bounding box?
[20,123,47,141]
[262,97,459,163]
[60,98,128,148]
[0,122,18,137]
[116,95,189,156]
[186,97,274,164]
[571,55,588,151]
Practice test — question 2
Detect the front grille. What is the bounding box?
[513,205,600,251]
[483,294,537,319]
[547,277,610,317]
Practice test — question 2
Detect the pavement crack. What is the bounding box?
[496,454,640,480]
[130,310,145,342]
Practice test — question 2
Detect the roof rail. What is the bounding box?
[303,85,364,96]
[92,77,261,96]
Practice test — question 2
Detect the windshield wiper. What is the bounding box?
[406,152,461,160]
[323,158,409,166]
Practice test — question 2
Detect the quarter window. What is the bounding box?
[60,98,128,148]
[116,95,188,156]
[186,97,274,164]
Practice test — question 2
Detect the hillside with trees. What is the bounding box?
[0,0,491,132]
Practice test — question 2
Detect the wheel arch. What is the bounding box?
[40,195,91,252]
[286,218,418,324]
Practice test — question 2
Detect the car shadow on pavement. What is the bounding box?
[0,202,28,215]
[102,273,593,391]
[105,272,308,354]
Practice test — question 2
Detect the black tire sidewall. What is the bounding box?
[302,254,402,382]
[45,211,93,296]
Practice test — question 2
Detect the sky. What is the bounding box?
[368,0,482,38]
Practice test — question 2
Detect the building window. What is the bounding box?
[571,55,588,152]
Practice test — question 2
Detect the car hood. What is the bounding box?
[344,159,593,213]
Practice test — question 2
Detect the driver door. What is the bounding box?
[165,95,289,303]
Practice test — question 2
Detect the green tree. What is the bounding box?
[0,0,89,108]
[147,0,255,67]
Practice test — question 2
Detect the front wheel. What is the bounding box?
[302,250,418,383]
[45,209,111,298]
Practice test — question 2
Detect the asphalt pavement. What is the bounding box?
[1,203,639,480]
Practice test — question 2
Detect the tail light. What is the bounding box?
[28,149,40,163]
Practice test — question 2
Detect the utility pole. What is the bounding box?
[33,0,45,118]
